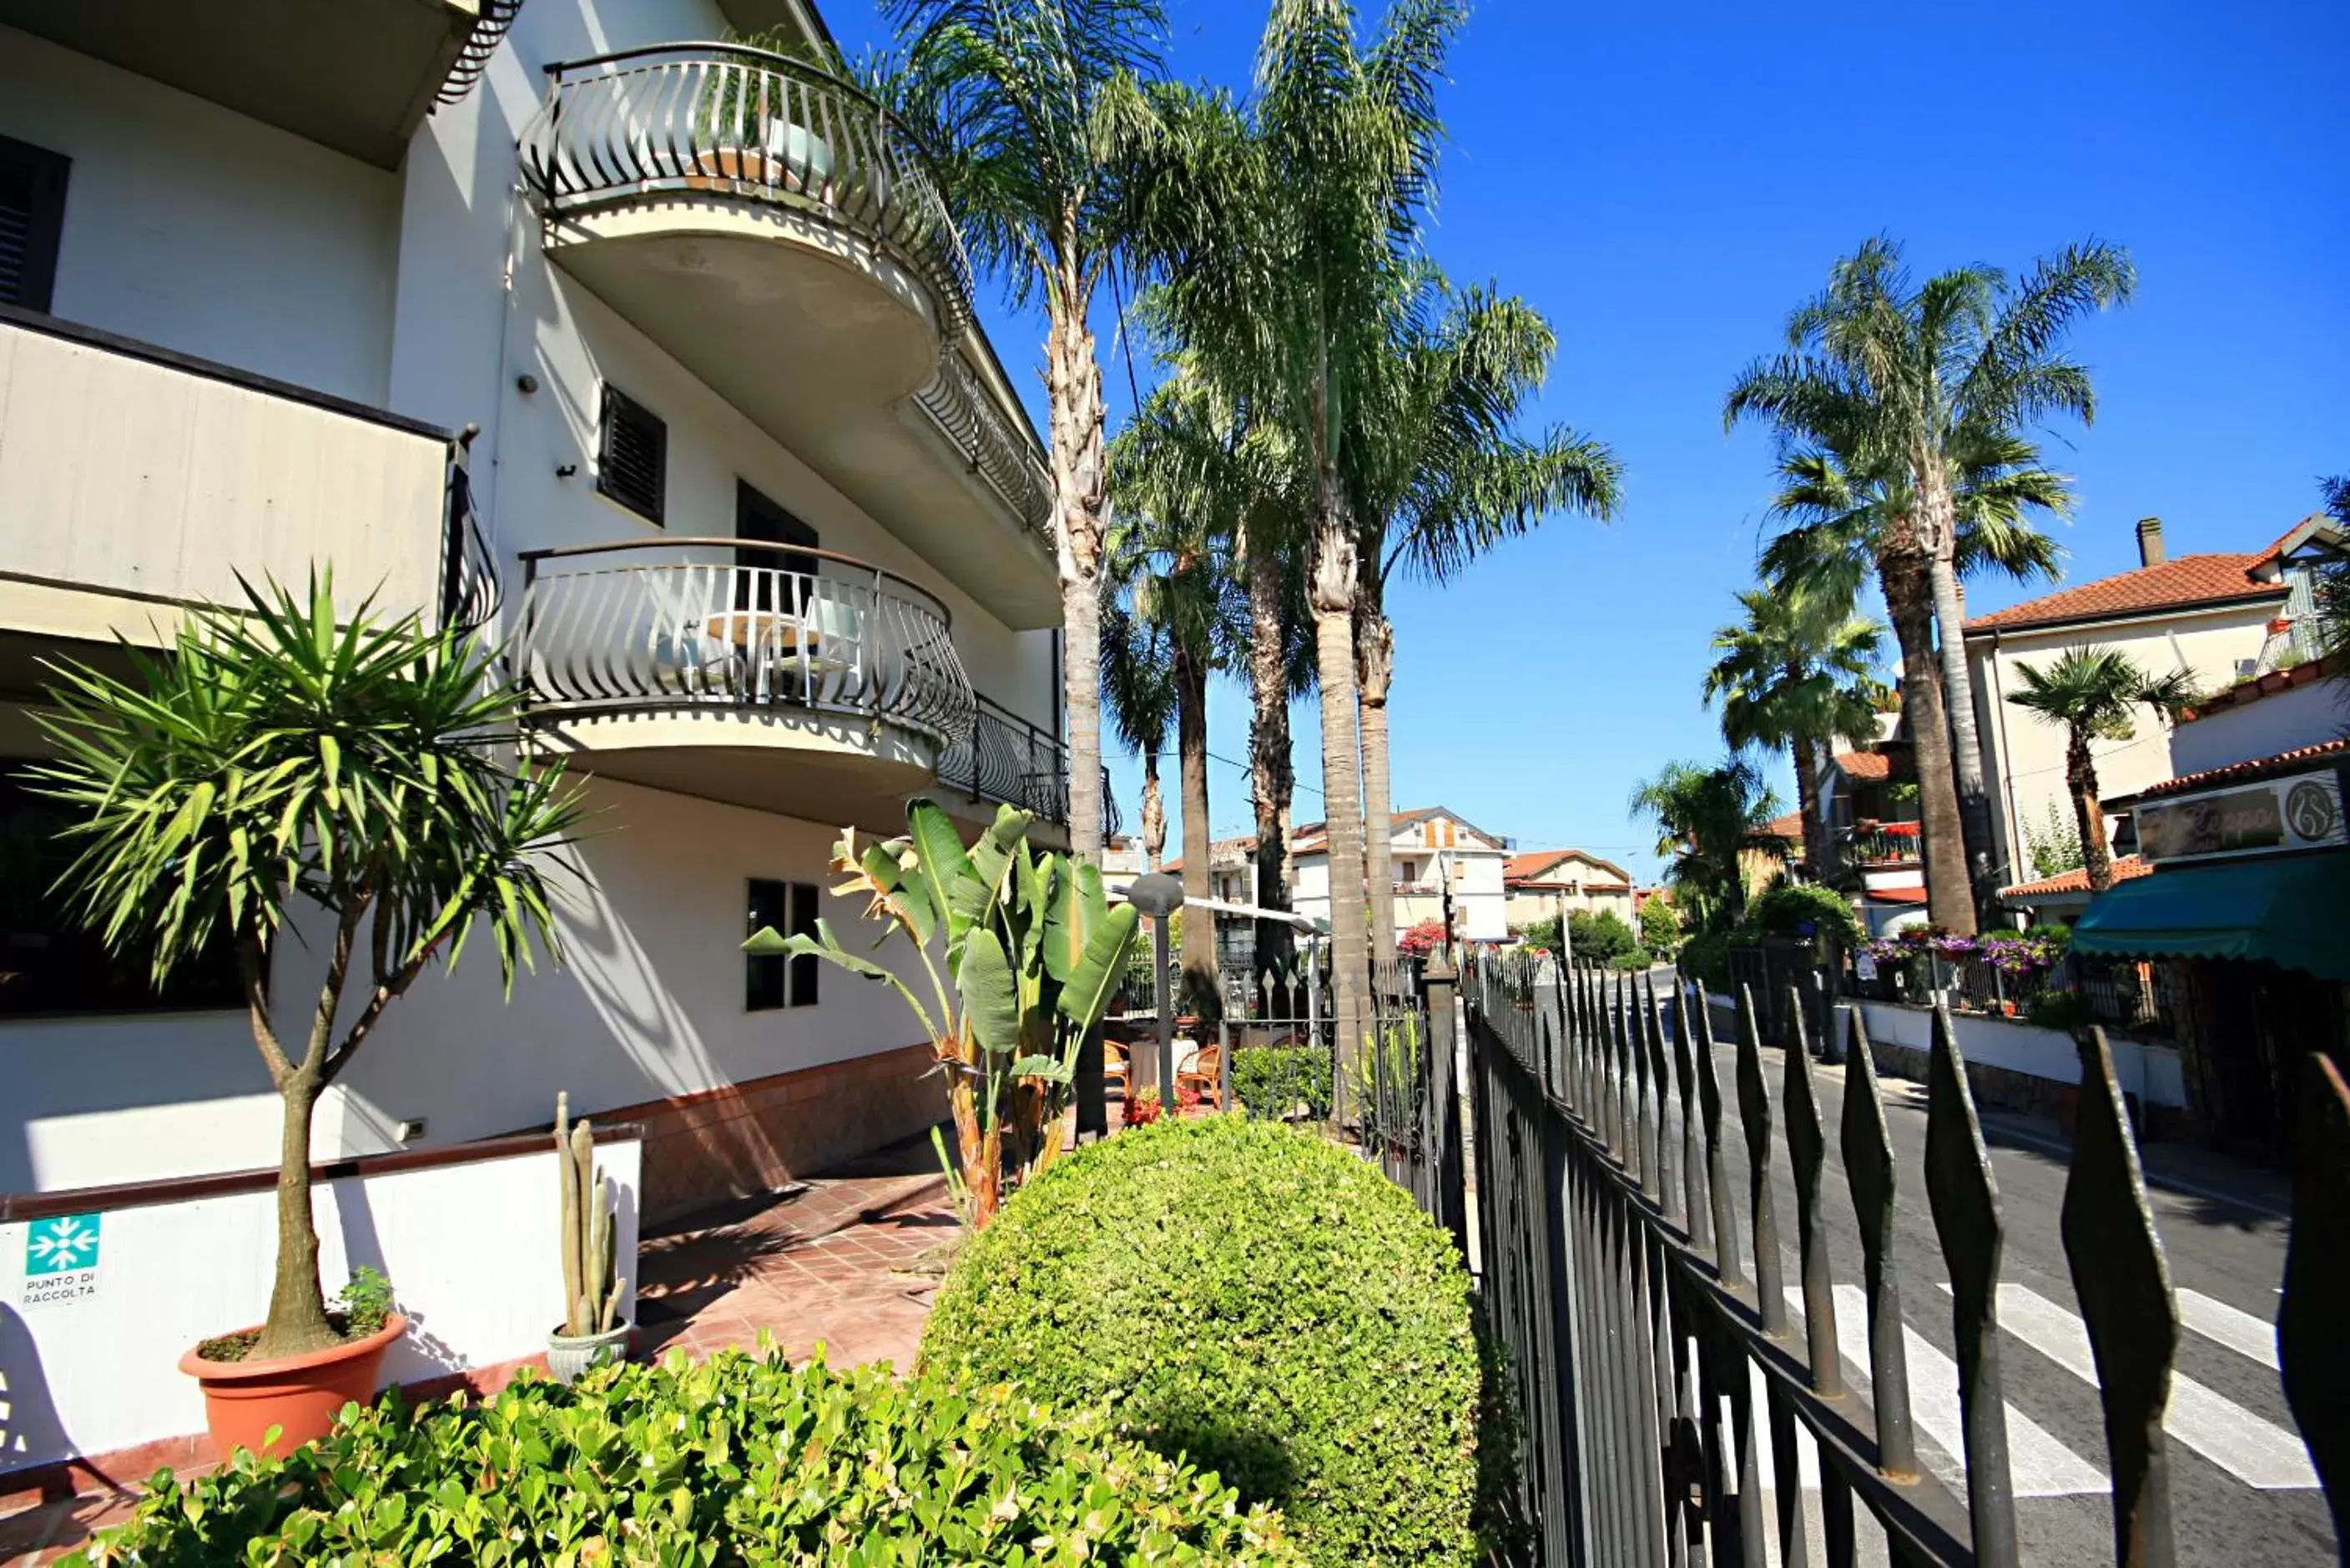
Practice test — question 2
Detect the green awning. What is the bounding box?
[2072,850,2350,982]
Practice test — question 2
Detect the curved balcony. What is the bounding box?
[517,539,975,826]
[521,44,972,417]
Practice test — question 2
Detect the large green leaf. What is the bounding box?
[862,841,935,948]
[1055,904,1139,1030]
[1007,1054,1075,1084]
[905,799,970,948]
[949,805,1029,956]
[958,926,1020,1059]
[1040,852,1089,986]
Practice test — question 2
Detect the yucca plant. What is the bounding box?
[33,575,586,1359]
[748,799,1138,1226]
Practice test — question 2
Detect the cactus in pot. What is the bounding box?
[547,1092,629,1381]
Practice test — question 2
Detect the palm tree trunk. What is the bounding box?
[1309,481,1369,1115]
[1245,517,1296,1003]
[1883,547,1977,935]
[1046,285,1108,865]
[1928,542,1998,918]
[1793,736,1828,882]
[2070,732,2114,893]
[1175,640,1216,1010]
[1141,752,1165,870]
[1357,602,1397,963]
[255,1067,336,1359]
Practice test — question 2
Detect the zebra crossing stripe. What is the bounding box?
[1986,1283,2317,1491]
[2175,1288,2281,1371]
[1828,1284,2109,1498]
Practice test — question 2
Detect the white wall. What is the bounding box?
[0,25,401,404]
[1858,1000,2186,1107]
[1969,601,2274,885]
[2171,678,2349,777]
[0,1135,639,1473]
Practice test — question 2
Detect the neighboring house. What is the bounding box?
[1811,748,1929,935]
[1964,513,2342,895]
[1503,850,1636,929]
[0,0,1075,1214]
[1290,806,1512,943]
[1159,835,1260,970]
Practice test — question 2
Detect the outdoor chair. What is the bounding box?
[1178,1044,1224,1112]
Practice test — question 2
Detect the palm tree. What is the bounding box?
[1701,587,1886,880]
[1751,421,2069,934]
[1108,379,1247,1004]
[1352,273,1621,960]
[2007,647,2196,892]
[1728,236,2133,918]
[1137,0,1460,1061]
[1098,572,1177,870]
[2313,473,2350,663]
[877,0,1167,865]
[1628,758,1785,932]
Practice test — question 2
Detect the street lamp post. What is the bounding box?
[1126,871,1185,1112]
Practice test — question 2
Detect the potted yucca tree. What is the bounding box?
[748,799,1137,1226]
[34,576,584,1456]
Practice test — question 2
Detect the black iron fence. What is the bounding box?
[1459,953,2349,1567]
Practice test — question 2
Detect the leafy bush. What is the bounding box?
[1638,894,1681,956]
[923,1116,1486,1567]
[1568,908,1641,964]
[2026,989,2094,1031]
[1747,884,1864,948]
[1398,917,1447,956]
[1231,1045,1334,1122]
[1679,928,1749,992]
[72,1350,1297,1567]
[1610,948,1652,971]
[1515,915,1561,954]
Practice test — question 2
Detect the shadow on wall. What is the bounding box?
[0,1302,73,1477]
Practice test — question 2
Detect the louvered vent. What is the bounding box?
[596,384,666,524]
[0,136,69,311]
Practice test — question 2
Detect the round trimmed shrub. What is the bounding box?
[73,1350,1300,1566]
[923,1115,1484,1567]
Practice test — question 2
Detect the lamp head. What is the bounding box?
[1127,871,1186,919]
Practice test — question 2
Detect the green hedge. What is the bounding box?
[1230,1045,1334,1122]
[923,1116,1486,1568]
[70,1351,1299,1567]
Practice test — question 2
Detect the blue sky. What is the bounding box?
[832,0,2349,879]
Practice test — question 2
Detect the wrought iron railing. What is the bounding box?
[439,426,500,638]
[519,45,974,343]
[912,350,1052,537]
[1461,956,2346,1566]
[439,0,527,105]
[1840,820,1922,867]
[514,539,972,747]
[935,693,1117,838]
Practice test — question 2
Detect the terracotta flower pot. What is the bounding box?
[179,1313,406,1459]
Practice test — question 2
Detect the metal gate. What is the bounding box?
[1462,953,2350,1567]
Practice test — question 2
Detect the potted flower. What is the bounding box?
[36,577,584,1456]
[547,1093,631,1381]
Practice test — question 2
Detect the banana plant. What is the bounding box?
[744,798,1139,1227]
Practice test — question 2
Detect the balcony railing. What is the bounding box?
[936,693,1118,836]
[912,350,1052,537]
[1839,819,1922,867]
[520,45,974,343]
[515,539,973,748]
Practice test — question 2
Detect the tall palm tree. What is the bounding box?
[1138,0,1460,1061]
[878,0,1167,865]
[1098,573,1176,869]
[2007,648,2196,892]
[1351,273,1621,960]
[1109,380,1247,1003]
[1729,236,2132,918]
[1701,587,1886,880]
[1751,421,2069,934]
[1628,757,1785,932]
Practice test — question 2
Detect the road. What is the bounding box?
[1480,974,2329,1565]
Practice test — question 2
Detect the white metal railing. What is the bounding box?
[516,542,973,748]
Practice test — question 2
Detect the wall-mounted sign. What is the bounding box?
[2137,767,2347,865]
[17,1212,103,1308]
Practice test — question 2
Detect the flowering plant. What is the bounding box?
[1126,1087,1164,1126]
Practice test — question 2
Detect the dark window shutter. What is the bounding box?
[788,882,819,1007]
[746,878,788,1012]
[0,134,71,312]
[597,384,666,524]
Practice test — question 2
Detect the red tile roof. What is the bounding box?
[1999,856,2154,901]
[1832,751,1893,781]
[2136,739,2350,801]
[1762,811,1805,843]
[1505,848,1632,886]
[1964,554,2283,633]
[2176,656,2343,723]
[1865,886,1929,905]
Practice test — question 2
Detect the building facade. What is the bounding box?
[1502,850,1636,930]
[0,0,1072,1218]
[1289,807,1510,943]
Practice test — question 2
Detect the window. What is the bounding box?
[745,878,819,1011]
[0,767,246,1016]
[735,481,817,610]
[0,134,70,311]
[596,383,667,524]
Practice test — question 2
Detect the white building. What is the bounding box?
[0,0,1076,1222]
[1501,849,1636,930]
[1289,806,1510,944]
